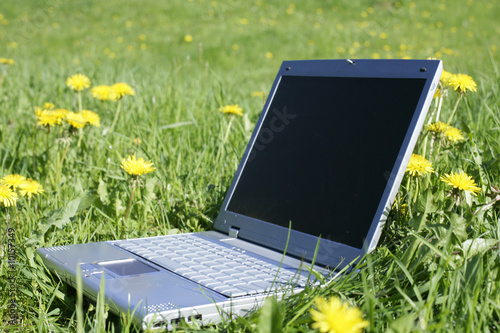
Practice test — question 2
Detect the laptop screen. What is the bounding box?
[226,75,426,249]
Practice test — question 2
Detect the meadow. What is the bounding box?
[1,0,500,331]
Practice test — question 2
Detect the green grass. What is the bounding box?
[1,0,500,331]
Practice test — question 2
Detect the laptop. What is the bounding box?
[38,59,442,330]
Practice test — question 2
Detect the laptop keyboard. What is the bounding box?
[115,234,310,297]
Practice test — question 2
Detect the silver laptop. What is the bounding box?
[38,59,442,330]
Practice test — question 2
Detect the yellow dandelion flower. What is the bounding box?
[433,88,442,99]
[34,106,44,117]
[112,82,135,99]
[36,110,60,127]
[445,73,477,94]
[444,126,464,142]
[64,111,87,129]
[18,179,44,198]
[66,73,91,92]
[0,184,18,207]
[440,69,452,83]
[43,102,55,110]
[51,109,70,123]
[120,155,155,176]
[440,171,481,196]
[406,154,434,176]
[427,121,449,133]
[219,104,243,116]
[91,85,118,101]
[184,34,193,42]
[310,296,369,333]
[80,110,101,127]
[0,58,14,65]
[1,174,26,190]
[252,91,266,98]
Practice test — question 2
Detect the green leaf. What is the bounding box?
[386,314,416,333]
[98,177,110,205]
[112,191,126,217]
[449,213,467,242]
[461,238,497,259]
[53,196,89,229]
[141,176,157,215]
[257,297,283,333]
[414,189,439,215]
[465,254,483,288]
[35,194,94,240]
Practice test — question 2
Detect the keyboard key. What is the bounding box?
[114,234,308,298]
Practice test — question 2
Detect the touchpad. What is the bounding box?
[98,259,158,276]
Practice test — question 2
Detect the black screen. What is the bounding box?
[226,76,426,249]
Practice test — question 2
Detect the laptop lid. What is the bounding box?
[214,59,442,269]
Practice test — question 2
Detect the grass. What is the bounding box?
[1,0,500,331]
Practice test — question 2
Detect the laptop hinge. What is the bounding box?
[228,227,240,238]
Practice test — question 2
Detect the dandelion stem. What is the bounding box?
[424,96,445,156]
[77,91,83,112]
[422,97,442,157]
[124,179,137,224]
[413,179,419,204]
[447,94,463,124]
[46,127,51,164]
[434,96,444,123]
[406,176,412,210]
[56,141,71,185]
[109,100,122,133]
[32,125,38,175]
[77,128,83,148]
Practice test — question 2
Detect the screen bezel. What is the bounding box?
[214,59,442,269]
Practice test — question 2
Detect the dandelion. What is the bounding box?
[0,58,14,65]
[112,82,135,99]
[184,34,193,42]
[427,121,449,133]
[406,154,434,176]
[18,179,44,198]
[66,73,91,92]
[433,88,442,99]
[91,85,118,101]
[445,73,477,94]
[120,155,155,228]
[36,109,62,127]
[310,296,368,333]
[440,69,452,83]
[219,104,243,117]
[80,110,101,127]
[120,155,155,176]
[43,102,55,110]
[51,108,70,122]
[252,91,266,98]
[107,82,135,133]
[443,72,477,123]
[64,111,87,129]
[440,171,481,196]
[0,184,18,207]
[67,73,91,112]
[444,126,464,142]
[1,174,27,190]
